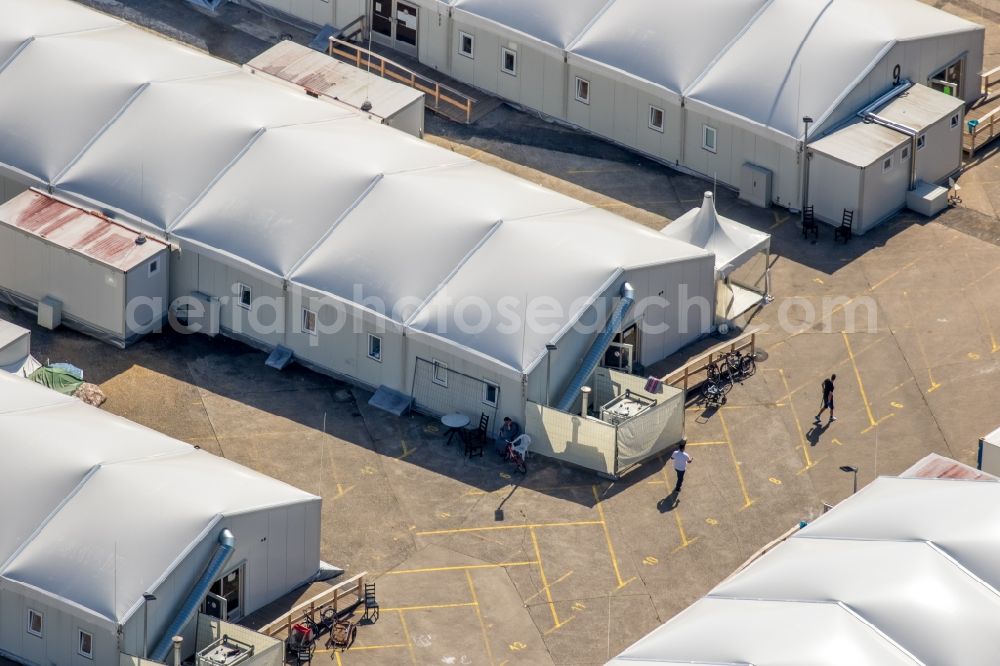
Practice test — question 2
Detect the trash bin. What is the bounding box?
[968,118,980,133]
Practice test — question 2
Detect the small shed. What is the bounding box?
[0,318,37,376]
[660,192,770,323]
[245,40,426,137]
[808,122,910,235]
[0,190,169,347]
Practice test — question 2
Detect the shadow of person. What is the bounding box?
[657,491,680,513]
[806,420,831,447]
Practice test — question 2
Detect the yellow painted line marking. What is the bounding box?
[334,650,343,666]
[521,570,573,604]
[719,412,754,509]
[318,643,409,655]
[769,477,782,485]
[335,483,354,498]
[467,570,495,666]
[592,485,636,589]
[398,609,417,665]
[670,508,698,554]
[861,413,896,434]
[542,616,576,636]
[508,641,529,650]
[969,352,981,360]
[965,262,1000,289]
[813,277,825,284]
[643,555,658,565]
[890,401,904,409]
[868,257,920,292]
[384,602,477,612]
[417,520,601,536]
[779,368,814,472]
[902,291,942,393]
[397,438,415,460]
[769,210,790,229]
[706,518,719,525]
[831,438,844,447]
[530,526,564,630]
[842,332,878,427]
[387,562,536,575]
[968,294,1000,353]
[686,440,727,446]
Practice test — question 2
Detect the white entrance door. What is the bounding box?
[369,0,418,56]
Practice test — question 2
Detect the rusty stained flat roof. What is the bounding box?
[899,453,998,481]
[0,189,166,272]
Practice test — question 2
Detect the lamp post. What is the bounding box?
[142,593,156,659]
[544,344,557,406]
[839,465,858,495]
[800,116,814,223]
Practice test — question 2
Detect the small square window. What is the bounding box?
[951,113,960,129]
[302,308,317,335]
[237,283,252,310]
[702,125,717,153]
[148,258,160,277]
[432,360,448,387]
[648,105,664,132]
[900,146,910,161]
[27,609,42,637]
[882,156,892,172]
[575,77,590,104]
[368,334,382,362]
[916,134,926,150]
[501,47,517,76]
[78,630,93,659]
[458,31,474,58]
[482,381,499,407]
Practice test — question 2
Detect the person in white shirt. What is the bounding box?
[670,442,693,493]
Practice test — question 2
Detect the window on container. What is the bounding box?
[78,630,94,659]
[648,105,664,132]
[900,146,910,161]
[917,134,926,150]
[458,31,474,58]
[237,283,252,310]
[368,334,382,362]
[702,125,717,153]
[432,359,448,387]
[501,47,517,76]
[302,308,317,335]
[951,113,960,129]
[575,77,590,104]
[883,156,892,172]
[27,609,42,637]
[483,381,499,407]
[148,258,160,277]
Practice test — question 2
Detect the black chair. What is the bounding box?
[465,413,488,458]
[801,205,818,240]
[362,582,379,623]
[834,208,853,243]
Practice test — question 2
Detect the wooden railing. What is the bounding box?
[257,572,367,639]
[983,64,1000,97]
[965,106,1000,157]
[328,37,477,123]
[662,328,759,392]
[337,15,365,42]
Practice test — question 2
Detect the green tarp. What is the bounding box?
[29,367,84,396]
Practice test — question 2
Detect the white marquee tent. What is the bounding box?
[610,475,1000,665]
[0,371,321,665]
[660,192,770,321]
[0,0,717,425]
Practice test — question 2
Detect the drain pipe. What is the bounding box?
[149,529,235,663]
[555,283,635,413]
[171,636,183,666]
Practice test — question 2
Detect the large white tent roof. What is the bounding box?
[448,0,981,142]
[0,0,710,380]
[660,192,769,278]
[0,371,319,632]
[610,476,1000,665]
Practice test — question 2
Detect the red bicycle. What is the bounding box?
[503,435,531,474]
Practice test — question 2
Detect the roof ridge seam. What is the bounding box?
[564,0,619,52]
[683,0,777,96]
[833,601,927,665]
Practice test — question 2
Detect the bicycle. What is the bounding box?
[702,376,728,406]
[503,435,530,474]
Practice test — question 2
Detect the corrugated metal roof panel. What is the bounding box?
[0,189,165,271]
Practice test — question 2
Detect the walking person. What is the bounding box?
[816,374,837,423]
[670,442,692,494]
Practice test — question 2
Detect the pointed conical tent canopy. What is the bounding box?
[660,192,769,279]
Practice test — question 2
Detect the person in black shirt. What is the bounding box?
[816,374,836,423]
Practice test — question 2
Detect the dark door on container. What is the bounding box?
[372,0,392,38]
[930,59,962,97]
[396,1,418,47]
[604,324,639,371]
[209,566,243,621]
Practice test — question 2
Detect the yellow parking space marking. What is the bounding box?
[719,412,754,509]
[842,332,880,427]
[530,527,567,631]
[384,602,477,612]
[521,571,573,605]
[387,562,536,575]
[591,485,636,589]
[398,610,417,665]
[416,520,601,536]
[861,413,896,434]
[779,368,814,473]
[901,291,942,393]
[466,571,495,666]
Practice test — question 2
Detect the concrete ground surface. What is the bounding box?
[2,1,997,664]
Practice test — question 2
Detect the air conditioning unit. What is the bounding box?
[38,296,62,330]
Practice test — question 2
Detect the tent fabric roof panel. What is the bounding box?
[0,25,232,183]
[660,192,769,277]
[0,0,119,65]
[569,0,768,95]
[0,372,319,628]
[55,72,355,232]
[451,0,610,50]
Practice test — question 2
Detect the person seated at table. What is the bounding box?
[497,416,520,455]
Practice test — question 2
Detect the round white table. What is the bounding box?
[441,413,470,445]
